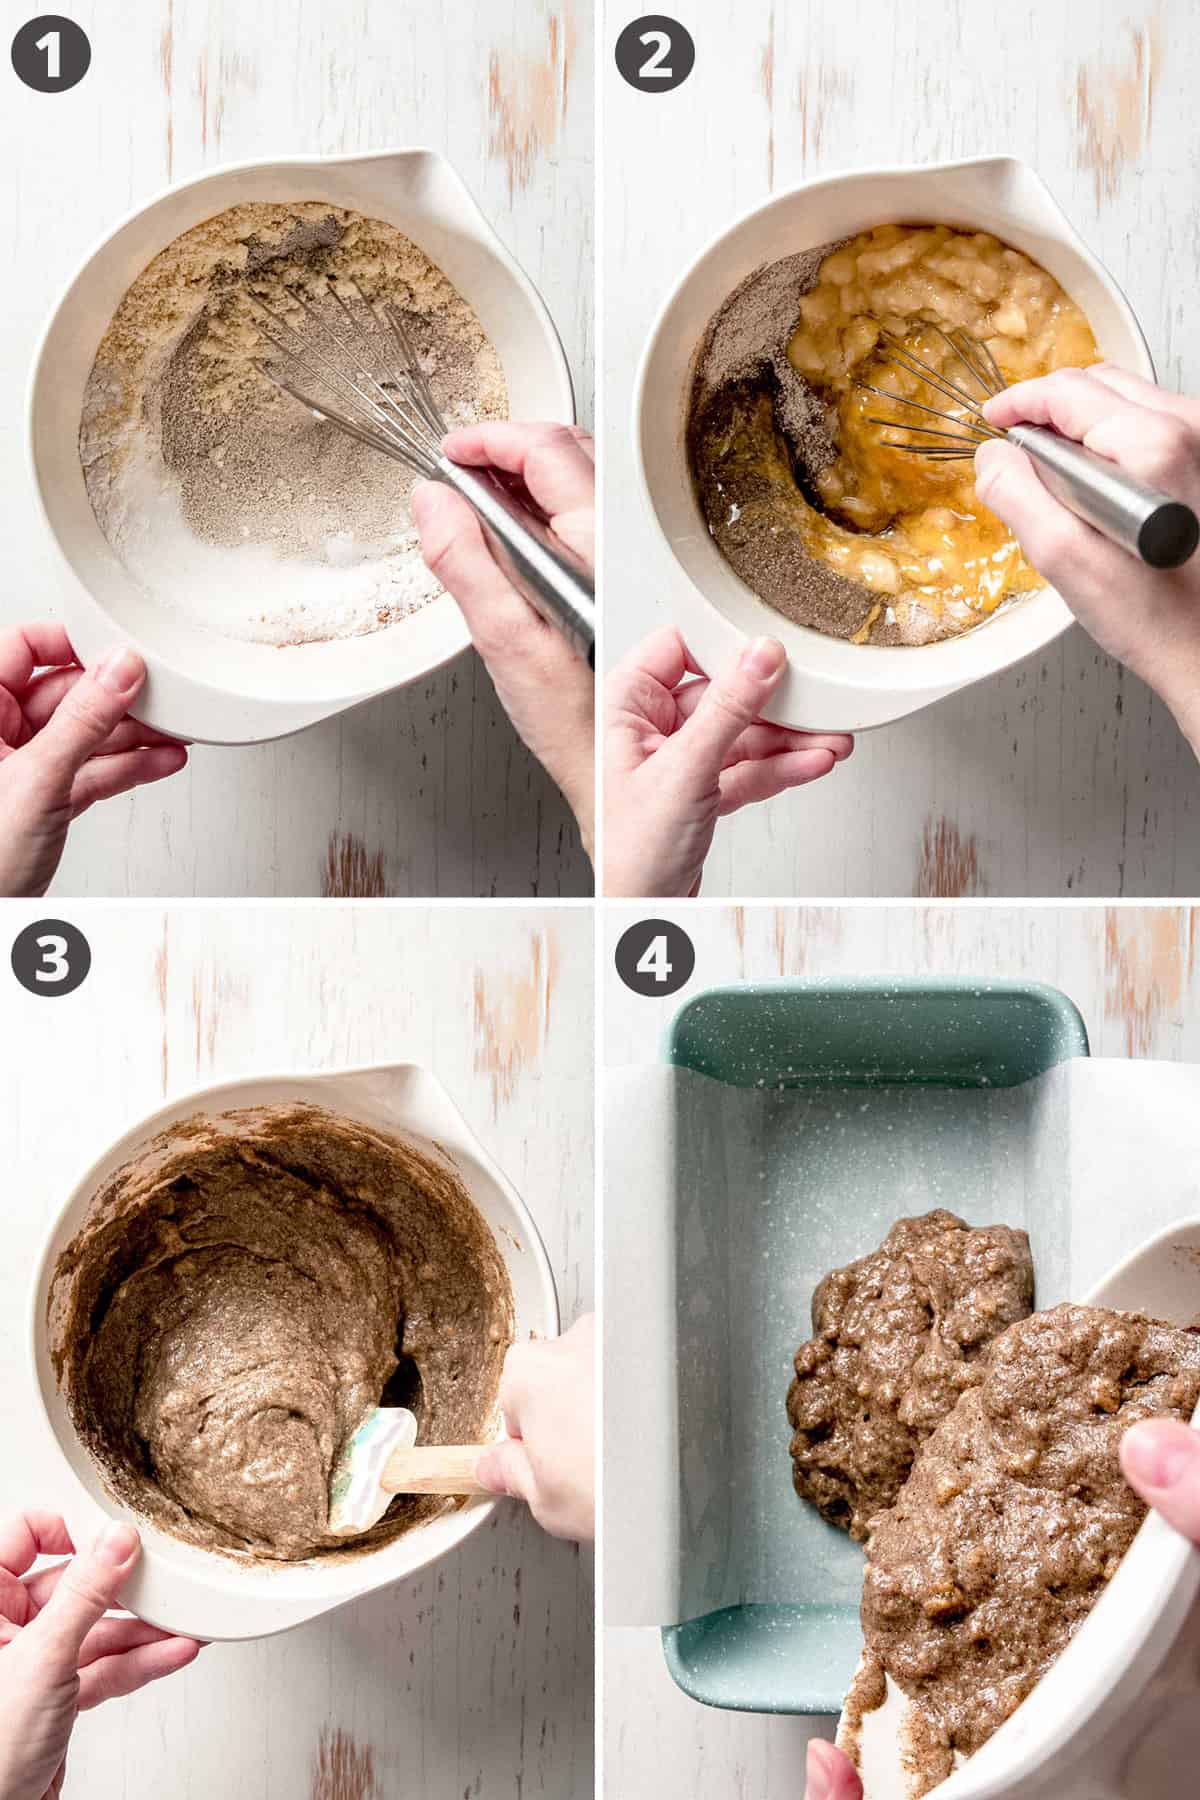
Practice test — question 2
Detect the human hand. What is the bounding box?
[975,367,1200,748]
[0,1514,201,1800]
[411,423,595,858]
[475,1313,594,1542]
[604,627,853,897]
[803,1739,863,1800]
[1120,1418,1200,1541]
[0,627,187,898]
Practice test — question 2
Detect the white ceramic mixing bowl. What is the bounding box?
[848,1216,1200,1800]
[27,1063,559,1641]
[28,149,575,743]
[635,155,1154,731]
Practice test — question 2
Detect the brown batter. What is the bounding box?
[851,1303,1200,1794]
[48,1102,513,1562]
[787,1211,1034,1540]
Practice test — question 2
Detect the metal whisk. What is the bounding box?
[860,325,1199,571]
[251,277,595,664]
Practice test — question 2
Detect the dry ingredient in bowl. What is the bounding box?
[48,1102,513,1563]
[79,202,507,647]
[688,222,1099,645]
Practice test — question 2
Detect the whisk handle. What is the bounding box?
[435,458,596,665]
[1008,424,1200,570]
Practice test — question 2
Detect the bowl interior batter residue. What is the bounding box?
[48,1101,514,1563]
[79,202,508,647]
[688,222,1099,646]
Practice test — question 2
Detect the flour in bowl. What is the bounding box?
[79,202,507,646]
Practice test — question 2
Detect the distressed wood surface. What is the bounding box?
[602,899,1200,1796]
[0,902,594,1797]
[602,0,1200,897]
[0,0,593,898]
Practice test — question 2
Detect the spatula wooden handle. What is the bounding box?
[380,1444,490,1496]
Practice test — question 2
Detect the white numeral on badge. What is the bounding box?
[638,30,673,79]
[34,933,70,983]
[35,30,61,79]
[636,934,673,983]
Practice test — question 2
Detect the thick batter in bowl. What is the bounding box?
[48,1101,513,1563]
[28,1064,558,1640]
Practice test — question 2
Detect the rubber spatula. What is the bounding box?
[328,1407,491,1536]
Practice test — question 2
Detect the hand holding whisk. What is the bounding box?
[861,324,1199,570]
[250,278,596,665]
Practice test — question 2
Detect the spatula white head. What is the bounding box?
[328,1409,493,1537]
[328,1407,418,1536]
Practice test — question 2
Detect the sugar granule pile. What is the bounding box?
[79,202,508,646]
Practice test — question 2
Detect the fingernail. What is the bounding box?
[1123,1423,1198,1491]
[94,1521,138,1564]
[806,1743,832,1800]
[409,480,442,528]
[95,647,143,694]
[474,1449,505,1495]
[973,438,1005,491]
[740,636,786,680]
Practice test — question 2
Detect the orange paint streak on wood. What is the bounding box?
[1103,906,1191,1058]
[197,55,208,151]
[488,7,576,200]
[773,907,845,975]
[159,0,174,178]
[189,967,239,1074]
[212,52,256,149]
[1072,7,1161,206]
[796,64,853,168]
[473,928,559,1115]
[311,1727,380,1800]
[773,908,788,975]
[154,919,169,1094]
[321,833,391,899]
[915,818,985,898]
[759,8,776,189]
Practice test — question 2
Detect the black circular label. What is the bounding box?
[11,15,91,92]
[614,15,695,93]
[11,919,91,996]
[615,919,696,997]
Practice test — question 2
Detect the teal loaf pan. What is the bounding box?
[659,978,1090,1716]
[666,977,1089,1092]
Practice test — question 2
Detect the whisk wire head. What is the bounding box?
[250,277,450,479]
[857,325,1008,461]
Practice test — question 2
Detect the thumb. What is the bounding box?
[26,648,146,791]
[1121,1420,1200,1543]
[23,1522,140,1672]
[412,481,524,617]
[805,1739,863,1800]
[973,438,1093,576]
[475,1440,538,1508]
[668,637,787,776]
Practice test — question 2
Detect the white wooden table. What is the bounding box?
[603,899,1200,1797]
[0,0,594,898]
[603,0,1200,897]
[0,902,594,1798]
